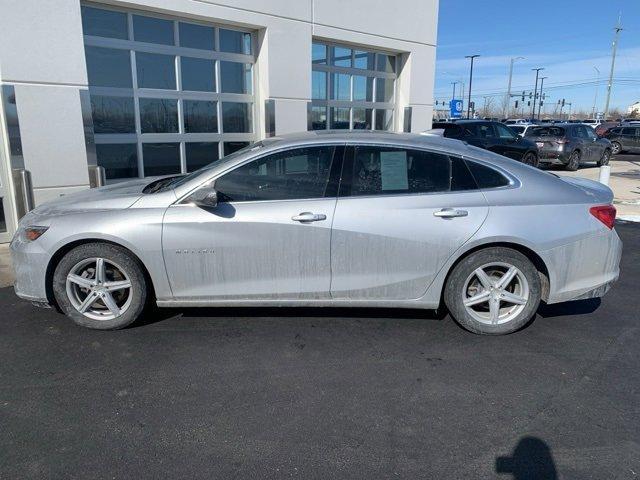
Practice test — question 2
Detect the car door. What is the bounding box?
[583,125,604,160]
[621,127,639,151]
[162,144,342,300]
[494,122,524,160]
[330,145,489,300]
[573,125,592,160]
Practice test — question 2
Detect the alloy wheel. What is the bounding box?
[461,262,530,325]
[611,142,621,155]
[65,257,133,321]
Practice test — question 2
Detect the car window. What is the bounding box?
[214,146,335,202]
[574,126,587,139]
[495,123,517,139]
[526,126,565,137]
[585,127,597,140]
[476,124,497,139]
[510,126,525,134]
[465,160,510,189]
[622,127,636,135]
[347,146,477,197]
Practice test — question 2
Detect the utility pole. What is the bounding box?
[531,68,544,121]
[504,56,524,119]
[465,55,480,118]
[592,66,600,119]
[451,81,458,101]
[604,14,623,119]
[537,76,547,121]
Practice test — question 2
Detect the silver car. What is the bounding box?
[10,131,622,335]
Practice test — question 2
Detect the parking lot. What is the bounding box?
[1,221,638,479]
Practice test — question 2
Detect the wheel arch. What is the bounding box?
[45,238,156,310]
[439,241,551,307]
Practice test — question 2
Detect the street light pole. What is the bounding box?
[465,54,480,118]
[592,66,600,119]
[531,67,544,121]
[537,76,547,121]
[604,14,623,119]
[504,56,524,119]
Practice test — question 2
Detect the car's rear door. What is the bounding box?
[162,144,343,300]
[330,144,489,300]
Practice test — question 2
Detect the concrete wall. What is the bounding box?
[0,0,438,235]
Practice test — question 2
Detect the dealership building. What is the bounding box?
[0,0,438,242]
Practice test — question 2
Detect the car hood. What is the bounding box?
[32,178,154,216]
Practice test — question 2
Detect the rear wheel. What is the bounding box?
[522,151,539,168]
[598,148,611,167]
[53,243,148,330]
[444,247,542,335]
[565,150,580,171]
[610,141,622,155]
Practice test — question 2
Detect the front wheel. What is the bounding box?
[598,148,611,167]
[522,151,539,168]
[53,243,148,330]
[444,247,542,335]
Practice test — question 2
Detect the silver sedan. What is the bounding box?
[10,131,622,335]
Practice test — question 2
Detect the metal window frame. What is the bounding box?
[310,41,397,132]
[82,2,257,181]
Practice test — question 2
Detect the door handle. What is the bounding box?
[291,212,327,223]
[433,208,468,218]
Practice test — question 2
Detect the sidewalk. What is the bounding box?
[0,243,14,288]
[553,158,640,221]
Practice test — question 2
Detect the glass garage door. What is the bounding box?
[81,4,256,183]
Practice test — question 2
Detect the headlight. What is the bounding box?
[22,226,49,242]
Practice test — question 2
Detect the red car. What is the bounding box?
[595,122,620,137]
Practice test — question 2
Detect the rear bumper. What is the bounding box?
[542,228,622,304]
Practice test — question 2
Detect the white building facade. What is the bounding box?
[0,0,439,242]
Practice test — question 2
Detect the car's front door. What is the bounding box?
[621,127,640,151]
[162,145,342,300]
[330,145,489,300]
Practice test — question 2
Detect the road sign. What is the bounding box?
[450,99,463,118]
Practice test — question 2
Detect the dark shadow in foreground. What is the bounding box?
[537,298,600,318]
[496,436,557,480]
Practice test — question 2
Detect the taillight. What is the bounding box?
[589,205,616,229]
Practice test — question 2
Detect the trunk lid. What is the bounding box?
[559,176,614,204]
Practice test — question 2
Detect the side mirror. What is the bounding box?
[187,185,218,208]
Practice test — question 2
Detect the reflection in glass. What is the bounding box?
[312,71,327,100]
[353,76,374,101]
[81,6,128,39]
[312,43,327,65]
[85,46,132,88]
[219,29,251,54]
[376,54,396,73]
[353,108,372,129]
[354,50,375,70]
[184,100,218,133]
[133,15,174,45]
[224,141,250,156]
[331,73,350,101]
[181,57,215,92]
[374,109,393,130]
[310,106,327,130]
[375,77,394,102]
[179,22,214,50]
[136,52,176,89]
[139,98,178,133]
[90,95,135,134]
[330,107,350,129]
[143,143,181,176]
[185,142,219,171]
[0,200,6,233]
[96,143,138,179]
[220,62,252,94]
[332,46,351,67]
[222,103,252,133]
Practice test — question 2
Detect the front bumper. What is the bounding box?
[10,235,51,305]
[542,228,622,304]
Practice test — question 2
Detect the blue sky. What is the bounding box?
[435,0,640,116]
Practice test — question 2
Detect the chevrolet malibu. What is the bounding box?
[10,131,622,335]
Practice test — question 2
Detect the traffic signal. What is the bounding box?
[515,101,519,108]
[561,99,565,107]
[521,91,525,101]
[527,101,531,106]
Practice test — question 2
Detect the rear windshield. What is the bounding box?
[526,126,565,137]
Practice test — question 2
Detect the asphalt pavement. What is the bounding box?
[1,222,639,479]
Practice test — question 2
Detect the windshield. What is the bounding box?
[157,142,265,191]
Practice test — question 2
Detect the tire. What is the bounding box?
[597,148,611,167]
[610,141,622,155]
[444,247,542,335]
[53,243,148,330]
[522,151,539,168]
[565,150,580,171]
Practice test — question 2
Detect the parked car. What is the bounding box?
[507,123,537,137]
[582,119,602,128]
[504,118,529,125]
[433,120,539,167]
[10,132,621,335]
[595,121,620,137]
[524,123,612,170]
[604,125,640,154]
